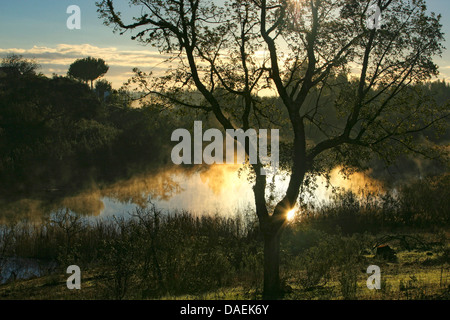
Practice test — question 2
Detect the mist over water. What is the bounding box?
[0,164,383,224]
[97,164,256,219]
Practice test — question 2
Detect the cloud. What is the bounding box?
[435,65,450,82]
[0,44,172,87]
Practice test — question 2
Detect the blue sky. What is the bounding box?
[0,0,167,86]
[1,0,449,88]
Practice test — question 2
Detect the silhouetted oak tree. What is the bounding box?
[97,0,448,298]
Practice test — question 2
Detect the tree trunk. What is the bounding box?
[263,229,281,299]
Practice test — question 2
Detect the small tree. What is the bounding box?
[68,57,109,89]
[95,79,113,100]
[1,54,40,76]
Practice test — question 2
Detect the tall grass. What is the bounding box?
[300,174,449,234]
[0,205,263,298]
[0,174,448,299]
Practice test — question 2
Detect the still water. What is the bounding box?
[0,164,382,223]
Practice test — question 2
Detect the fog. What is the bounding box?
[0,164,383,223]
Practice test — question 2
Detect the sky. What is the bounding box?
[1,0,449,89]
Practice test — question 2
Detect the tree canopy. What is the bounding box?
[1,54,40,76]
[68,57,109,89]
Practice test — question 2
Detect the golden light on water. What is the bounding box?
[0,163,384,223]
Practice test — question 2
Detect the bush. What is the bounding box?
[397,175,450,227]
[299,174,450,234]
[99,218,142,300]
[339,267,358,300]
[298,236,335,289]
[294,230,368,297]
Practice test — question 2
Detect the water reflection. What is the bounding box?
[0,165,383,223]
[0,257,57,284]
[0,165,254,223]
[95,164,255,218]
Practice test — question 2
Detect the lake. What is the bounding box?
[0,164,383,223]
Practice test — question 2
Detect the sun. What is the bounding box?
[287,208,296,221]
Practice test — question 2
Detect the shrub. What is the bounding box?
[298,237,335,289]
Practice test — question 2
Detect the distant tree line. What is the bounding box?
[0,55,178,198]
[0,54,448,199]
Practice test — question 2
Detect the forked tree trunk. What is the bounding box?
[253,164,302,300]
[258,167,306,299]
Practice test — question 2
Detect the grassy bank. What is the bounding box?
[1,225,449,300]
